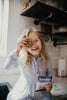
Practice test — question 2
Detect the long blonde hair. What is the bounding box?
[37,32,49,66]
[18,27,49,68]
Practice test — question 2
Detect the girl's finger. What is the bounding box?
[21,38,28,42]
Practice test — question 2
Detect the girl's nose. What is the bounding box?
[32,42,37,48]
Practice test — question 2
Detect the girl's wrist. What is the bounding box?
[15,49,20,56]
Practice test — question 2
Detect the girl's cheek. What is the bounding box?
[38,41,41,47]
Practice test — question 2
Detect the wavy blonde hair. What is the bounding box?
[37,32,49,66]
[18,27,49,68]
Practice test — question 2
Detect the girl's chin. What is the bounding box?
[28,49,41,57]
[31,52,40,58]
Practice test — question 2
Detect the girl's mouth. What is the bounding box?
[31,47,39,51]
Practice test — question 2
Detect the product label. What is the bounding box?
[37,76,52,86]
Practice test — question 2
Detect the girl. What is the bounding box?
[5,27,53,100]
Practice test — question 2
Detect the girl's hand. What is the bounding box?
[15,38,28,56]
[45,82,52,92]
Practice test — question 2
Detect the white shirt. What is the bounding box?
[5,52,53,100]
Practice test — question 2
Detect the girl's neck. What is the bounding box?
[32,54,41,59]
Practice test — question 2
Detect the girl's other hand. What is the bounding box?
[45,82,52,92]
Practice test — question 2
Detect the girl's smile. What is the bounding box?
[31,47,39,51]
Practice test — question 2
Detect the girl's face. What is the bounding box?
[27,32,42,58]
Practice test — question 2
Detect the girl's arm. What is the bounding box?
[4,51,19,69]
[46,59,53,77]
[5,37,28,69]
[45,59,53,92]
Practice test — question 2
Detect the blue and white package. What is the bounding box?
[37,76,52,87]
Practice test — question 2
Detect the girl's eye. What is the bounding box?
[35,40,38,42]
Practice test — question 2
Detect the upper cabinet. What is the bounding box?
[21,1,67,25]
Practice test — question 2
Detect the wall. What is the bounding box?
[0,0,40,87]
[0,0,67,87]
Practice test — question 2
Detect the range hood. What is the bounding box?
[21,1,67,25]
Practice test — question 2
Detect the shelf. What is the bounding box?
[21,1,67,25]
[52,32,67,42]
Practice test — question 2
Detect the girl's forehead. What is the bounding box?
[28,32,39,38]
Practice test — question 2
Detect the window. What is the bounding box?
[0,0,9,56]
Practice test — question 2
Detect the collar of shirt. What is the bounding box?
[31,56,43,63]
